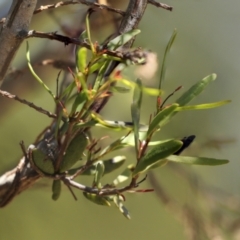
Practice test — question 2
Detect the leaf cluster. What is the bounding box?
[25,18,229,219]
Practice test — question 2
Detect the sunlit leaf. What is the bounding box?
[167,155,229,166]
[83,192,111,206]
[133,140,182,176]
[111,86,131,93]
[113,195,131,219]
[175,100,231,111]
[113,164,135,186]
[107,29,141,50]
[76,47,87,73]
[120,78,162,96]
[88,59,106,74]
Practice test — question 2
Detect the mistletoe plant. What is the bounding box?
[20,15,229,219]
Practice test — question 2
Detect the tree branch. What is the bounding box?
[0,0,38,86]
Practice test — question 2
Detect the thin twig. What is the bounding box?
[26,30,147,61]
[148,0,173,11]
[0,90,57,119]
[34,0,125,16]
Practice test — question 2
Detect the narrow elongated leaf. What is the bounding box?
[176,74,217,106]
[167,155,229,166]
[107,29,141,50]
[159,29,177,90]
[60,133,88,172]
[113,195,131,219]
[26,42,55,100]
[131,79,143,156]
[111,86,131,93]
[93,61,109,91]
[113,164,135,186]
[52,180,61,201]
[175,100,231,111]
[88,59,106,74]
[83,192,111,206]
[133,140,183,176]
[120,78,162,96]
[147,104,179,137]
[93,162,105,189]
[131,102,140,156]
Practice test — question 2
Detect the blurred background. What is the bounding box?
[0,0,239,239]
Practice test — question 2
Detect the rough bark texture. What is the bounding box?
[0,0,38,85]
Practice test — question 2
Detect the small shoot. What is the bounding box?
[26,42,55,101]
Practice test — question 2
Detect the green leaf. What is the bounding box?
[111,86,131,93]
[99,135,128,157]
[76,47,87,73]
[70,91,87,116]
[103,156,126,174]
[146,159,168,170]
[159,29,177,90]
[26,42,55,101]
[82,156,126,175]
[113,164,135,186]
[93,61,109,91]
[176,74,217,106]
[147,104,179,137]
[93,161,105,189]
[120,78,162,96]
[175,100,231,111]
[88,59,106,74]
[85,11,94,53]
[30,145,55,175]
[83,192,111,206]
[167,155,229,166]
[52,180,61,201]
[107,29,141,50]
[133,140,183,176]
[60,133,88,172]
[113,195,131,219]
[92,113,133,131]
[131,79,143,156]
